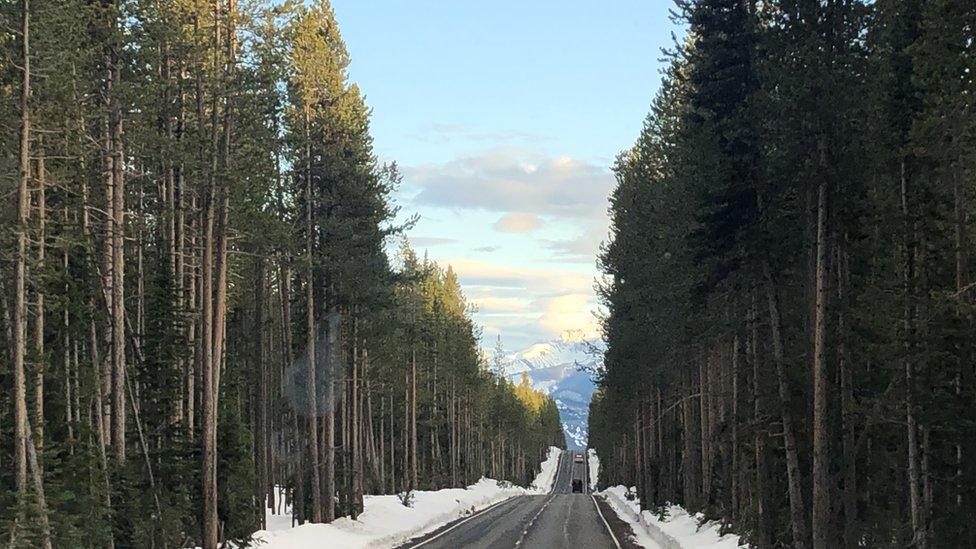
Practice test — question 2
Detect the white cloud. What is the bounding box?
[442,258,600,344]
[494,212,544,233]
[404,148,613,219]
[398,148,614,349]
[445,258,592,296]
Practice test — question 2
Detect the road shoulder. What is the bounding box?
[595,494,647,549]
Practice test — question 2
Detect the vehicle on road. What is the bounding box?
[572,479,583,493]
[574,453,584,463]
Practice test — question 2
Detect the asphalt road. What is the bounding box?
[398,450,640,549]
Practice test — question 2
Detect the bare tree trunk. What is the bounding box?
[380,393,387,491]
[762,264,809,549]
[901,159,926,549]
[403,371,409,490]
[200,2,222,546]
[110,33,127,464]
[324,298,337,522]
[64,233,74,449]
[12,0,31,498]
[681,370,699,509]
[699,358,710,505]
[450,381,457,487]
[186,202,197,438]
[351,319,363,516]
[811,177,830,549]
[34,147,46,457]
[411,349,419,490]
[386,395,394,493]
[84,157,115,542]
[25,416,53,549]
[278,259,293,516]
[255,258,269,526]
[303,105,323,524]
[365,352,380,491]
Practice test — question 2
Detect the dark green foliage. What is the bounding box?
[0,0,565,545]
[592,1,976,547]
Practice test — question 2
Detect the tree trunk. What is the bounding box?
[681,371,699,509]
[749,300,772,548]
[403,372,409,491]
[324,302,337,522]
[351,320,363,516]
[699,358,711,505]
[411,348,418,490]
[811,177,830,549]
[762,264,810,549]
[25,415,53,549]
[34,147,46,457]
[110,32,126,464]
[304,107,323,523]
[255,258,269,526]
[200,1,222,545]
[901,158,926,549]
[12,0,31,499]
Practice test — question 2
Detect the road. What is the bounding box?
[398,450,640,549]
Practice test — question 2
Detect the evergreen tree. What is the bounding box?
[592,1,976,548]
[0,1,564,545]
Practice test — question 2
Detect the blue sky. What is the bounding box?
[332,0,679,350]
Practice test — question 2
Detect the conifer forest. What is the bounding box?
[590,0,976,548]
[3,0,976,548]
[0,1,563,547]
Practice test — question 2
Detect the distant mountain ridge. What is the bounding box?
[500,332,603,449]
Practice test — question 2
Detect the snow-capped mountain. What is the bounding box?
[500,332,603,450]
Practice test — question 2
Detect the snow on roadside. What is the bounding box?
[529,446,562,493]
[252,447,563,549]
[600,485,748,549]
[587,448,599,491]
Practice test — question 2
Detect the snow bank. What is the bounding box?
[587,448,599,491]
[529,446,562,493]
[252,447,563,549]
[254,480,523,548]
[601,486,748,549]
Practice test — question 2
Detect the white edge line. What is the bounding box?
[592,494,623,549]
[408,494,521,548]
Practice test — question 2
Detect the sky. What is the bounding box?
[331,0,680,351]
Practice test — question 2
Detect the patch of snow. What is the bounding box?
[529,446,563,493]
[247,447,563,548]
[564,422,587,449]
[501,338,602,375]
[521,342,558,361]
[587,448,599,491]
[600,486,748,549]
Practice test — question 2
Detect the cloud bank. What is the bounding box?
[401,148,612,348]
[405,149,613,219]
